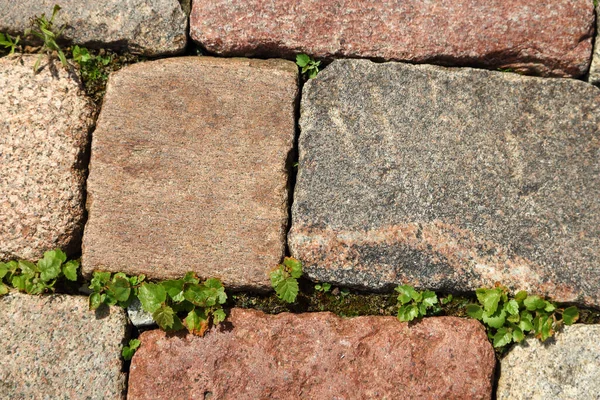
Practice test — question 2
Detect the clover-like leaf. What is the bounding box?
[62,260,79,281]
[493,327,513,348]
[138,283,166,313]
[153,304,175,330]
[562,306,579,325]
[275,277,299,303]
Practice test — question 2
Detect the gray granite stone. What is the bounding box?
[588,4,600,85]
[127,297,154,327]
[0,0,187,56]
[497,324,600,399]
[0,54,95,261]
[290,60,600,307]
[0,291,128,399]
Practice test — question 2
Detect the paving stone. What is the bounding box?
[0,291,128,399]
[82,57,297,289]
[128,309,495,399]
[0,0,187,56]
[0,55,95,261]
[190,0,594,78]
[290,59,600,307]
[497,324,600,399]
[588,4,600,85]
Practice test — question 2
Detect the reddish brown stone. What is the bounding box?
[82,57,297,288]
[190,0,594,77]
[128,309,495,399]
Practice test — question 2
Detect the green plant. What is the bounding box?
[296,54,321,79]
[25,4,67,72]
[395,285,441,322]
[122,338,140,361]
[270,257,303,303]
[89,271,227,335]
[315,282,332,293]
[0,249,78,296]
[0,32,20,55]
[466,285,579,348]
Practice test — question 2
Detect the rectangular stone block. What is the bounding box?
[290,60,600,307]
[190,0,594,77]
[0,55,95,261]
[82,57,297,289]
[128,309,495,399]
[0,292,128,399]
[588,3,600,84]
[0,0,187,56]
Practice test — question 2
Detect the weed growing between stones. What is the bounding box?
[121,338,141,361]
[395,285,453,322]
[89,271,227,335]
[466,285,579,348]
[296,53,321,79]
[25,4,68,73]
[0,249,78,296]
[269,257,303,303]
[0,33,20,55]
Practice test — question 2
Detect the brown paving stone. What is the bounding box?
[190,0,594,77]
[82,57,297,289]
[128,309,495,399]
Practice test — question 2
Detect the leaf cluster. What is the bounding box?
[296,54,321,79]
[89,271,227,335]
[0,32,20,55]
[122,338,140,361]
[270,257,303,303]
[314,282,332,293]
[395,285,451,322]
[72,45,112,85]
[25,4,68,72]
[466,286,579,348]
[0,249,78,296]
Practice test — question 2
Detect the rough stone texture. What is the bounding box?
[290,60,600,307]
[127,297,154,327]
[190,0,594,78]
[588,4,600,84]
[497,324,600,399]
[128,309,495,399]
[0,55,95,261]
[82,57,297,288]
[0,0,187,56]
[0,291,128,399]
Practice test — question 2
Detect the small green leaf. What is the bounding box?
[296,54,310,67]
[160,280,184,299]
[0,263,8,279]
[482,307,507,329]
[283,257,303,279]
[476,288,502,314]
[524,295,547,311]
[397,304,420,322]
[0,283,8,296]
[138,283,166,313]
[544,302,556,313]
[512,327,525,343]
[107,277,131,302]
[213,308,226,324]
[184,309,208,335]
[493,327,513,348]
[182,271,198,284]
[562,306,579,325]
[441,294,453,305]
[122,338,141,361]
[395,285,417,305]
[89,292,103,310]
[153,305,175,330]
[275,277,299,303]
[269,267,285,288]
[19,260,37,278]
[466,304,483,320]
[505,299,519,316]
[62,260,79,281]
[421,291,438,308]
[514,290,528,302]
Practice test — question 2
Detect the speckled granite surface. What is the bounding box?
[0,55,95,261]
[498,324,600,399]
[0,292,129,399]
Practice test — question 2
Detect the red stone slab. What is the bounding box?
[190,0,594,77]
[128,309,495,399]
